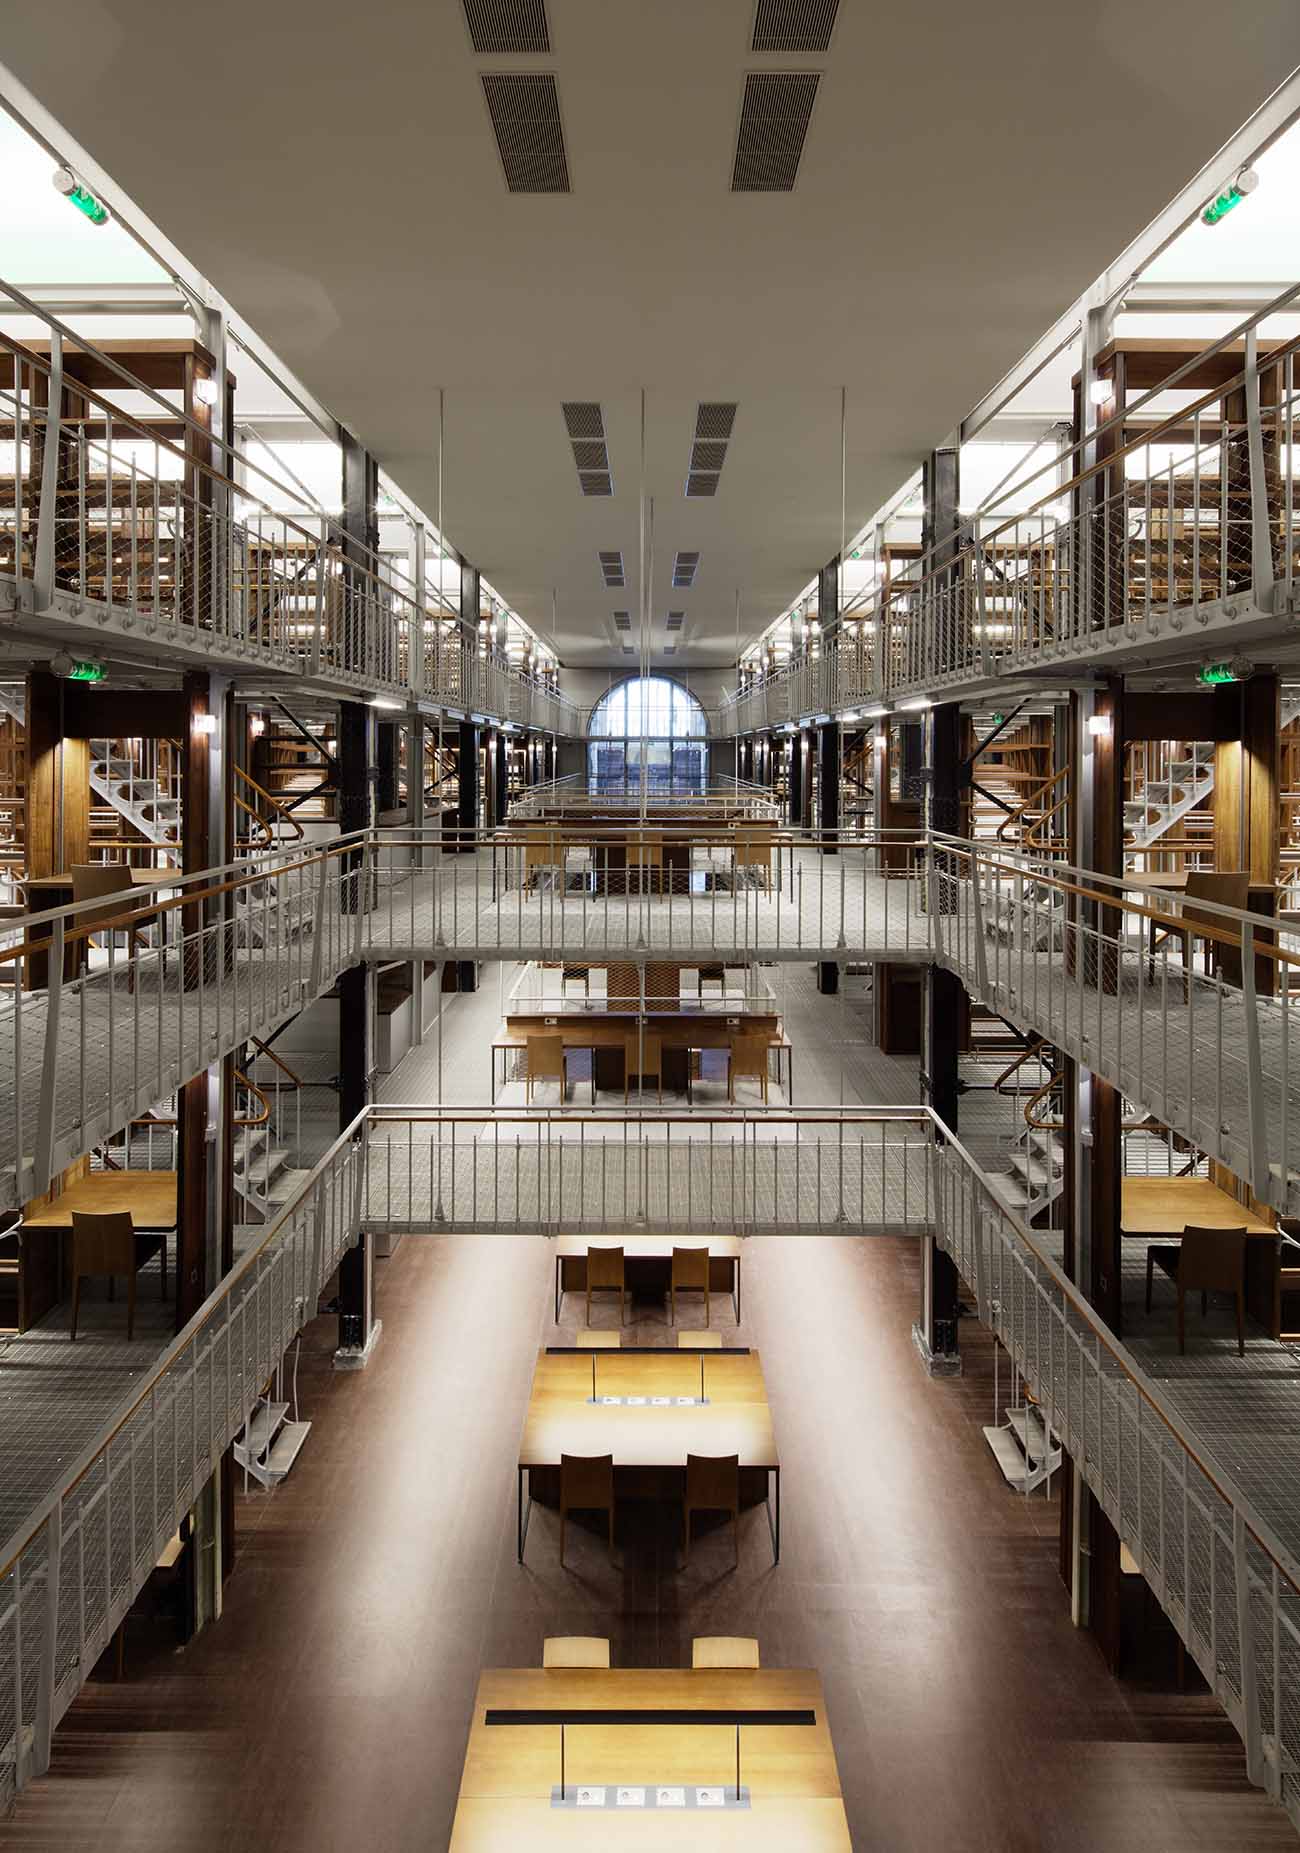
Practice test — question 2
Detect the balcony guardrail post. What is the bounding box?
[1233,1509,1264,1788]
[1244,327,1276,612]
[35,922,66,1193]
[31,331,62,613]
[31,1500,61,1781]
[1239,943,1272,1204]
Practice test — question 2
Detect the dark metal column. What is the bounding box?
[916,965,964,1374]
[376,720,400,814]
[336,698,378,1363]
[457,719,480,839]
[818,719,840,846]
[494,728,508,825]
[787,730,803,827]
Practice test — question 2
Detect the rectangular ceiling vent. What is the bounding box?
[731,72,819,192]
[751,0,839,51]
[598,549,625,587]
[672,550,700,589]
[482,74,570,193]
[662,644,677,655]
[612,611,632,630]
[686,402,737,498]
[665,611,685,631]
[464,0,550,53]
[562,402,612,495]
[622,643,635,655]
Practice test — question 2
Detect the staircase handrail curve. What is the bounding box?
[129,1070,270,1130]
[247,1036,307,1090]
[1022,1074,1065,1132]
[234,765,305,844]
[996,763,1069,844]
[989,1039,1047,1093]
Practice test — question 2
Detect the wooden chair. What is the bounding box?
[561,963,590,998]
[682,1452,740,1567]
[695,962,727,998]
[525,1033,566,1104]
[678,1330,723,1348]
[728,1034,770,1104]
[624,1033,663,1104]
[1145,1224,1249,1356]
[560,1453,615,1567]
[628,831,663,896]
[671,1245,710,1326]
[71,864,154,985]
[576,1328,621,1349]
[586,1245,628,1326]
[69,1209,164,1341]
[1150,871,1250,987]
[544,1636,611,1668]
[692,1636,759,1669]
[734,826,773,890]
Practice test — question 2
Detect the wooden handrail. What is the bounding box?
[996,763,1068,844]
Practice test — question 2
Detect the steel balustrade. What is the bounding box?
[4,827,1300,1215]
[718,289,1300,734]
[0,279,580,736]
[3,1104,1299,1829]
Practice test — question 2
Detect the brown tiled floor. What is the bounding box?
[1,1232,1294,1852]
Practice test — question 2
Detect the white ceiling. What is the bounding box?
[2,1,1296,667]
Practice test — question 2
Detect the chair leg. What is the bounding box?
[70,1274,81,1342]
[705,1284,710,1328]
[127,1268,137,1342]
[732,1508,739,1566]
[683,1504,691,1565]
[1177,1291,1186,1355]
[607,1503,615,1559]
[670,1281,676,1325]
[559,1507,566,1569]
[1237,1289,1245,1358]
[1145,1250,1155,1313]
[585,1281,591,1325]
[160,1234,167,1301]
[620,1283,626,1327]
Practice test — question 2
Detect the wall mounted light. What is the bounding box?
[193,375,219,408]
[1087,712,1112,737]
[898,696,932,711]
[1088,378,1114,408]
[371,697,401,711]
[248,714,266,737]
[193,712,217,737]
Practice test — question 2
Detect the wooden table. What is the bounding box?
[449,1667,850,1849]
[23,1170,179,1232]
[1122,1177,1282,1334]
[517,1347,779,1563]
[20,1170,178,1334]
[495,1012,789,1101]
[21,868,171,986]
[554,1234,742,1323]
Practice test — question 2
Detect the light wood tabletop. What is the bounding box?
[23,1171,179,1231]
[517,1348,780,1562]
[1120,1177,1275,1237]
[449,1667,851,1850]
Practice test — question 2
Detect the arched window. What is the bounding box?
[587,675,708,796]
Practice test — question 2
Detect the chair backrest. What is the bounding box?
[586,1244,625,1289]
[71,1209,137,1273]
[576,1329,621,1349]
[678,1330,723,1349]
[71,864,142,935]
[1183,870,1250,938]
[1177,1225,1249,1295]
[630,832,663,868]
[544,1636,611,1669]
[692,1636,759,1670]
[685,1452,739,1508]
[560,1453,614,1507]
[526,1034,565,1081]
[672,1245,709,1290]
[624,1034,662,1078]
[730,1034,769,1081]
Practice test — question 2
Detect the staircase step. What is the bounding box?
[237,1399,287,1458]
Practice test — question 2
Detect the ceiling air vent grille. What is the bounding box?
[464,0,550,53]
[598,550,625,587]
[622,643,635,655]
[731,72,819,192]
[562,403,613,495]
[672,551,700,589]
[482,74,570,193]
[696,402,737,441]
[751,0,839,52]
[612,611,632,631]
[685,403,737,498]
[663,644,677,655]
[665,611,685,631]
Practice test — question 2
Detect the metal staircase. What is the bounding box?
[1125,696,1300,851]
[88,738,181,856]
